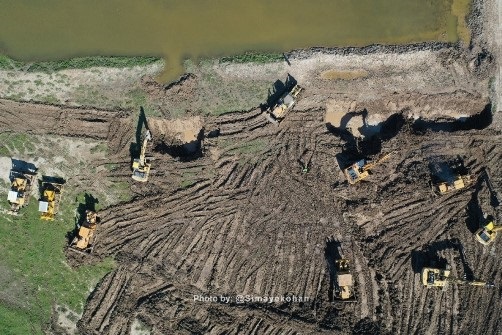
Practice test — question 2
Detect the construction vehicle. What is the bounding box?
[39,181,63,220]
[6,170,36,215]
[475,220,502,246]
[344,153,391,185]
[69,210,98,254]
[333,259,356,301]
[132,129,152,182]
[264,84,302,125]
[432,174,475,195]
[421,266,494,288]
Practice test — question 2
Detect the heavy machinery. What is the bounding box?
[421,266,494,288]
[39,181,63,220]
[344,152,391,185]
[264,84,302,125]
[6,170,36,215]
[475,220,502,245]
[333,259,356,301]
[69,210,98,254]
[132,129,152,182]
[432,174,475,195]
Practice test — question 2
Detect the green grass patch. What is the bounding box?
[227,139,267,155]
[180,171,197,189]
[0,54,161,72]
[220,51,284,64]
[90,142,108,154]
[0,132,36,154]
[0,194,115,334]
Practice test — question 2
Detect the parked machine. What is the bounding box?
[39,181,63,220]
[344,153,391,185]
[333,259,356,301]
[132,129,152,182]
[432,174,475,195]
[264,84,302,125]
[421,266,494,288]
[69,210,98,254]
[475,219,502,245]
[7,170,36,215]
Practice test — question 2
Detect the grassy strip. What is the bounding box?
[0,54,161,72]
[220,51,283,64]
[0,188,115,334]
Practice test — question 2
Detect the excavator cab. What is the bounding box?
[39,181,63,221]
[7,170,36,215]
[343,153,391,185]
[265,84,302,125]
[132,129,152,182]
[475,220,501,245]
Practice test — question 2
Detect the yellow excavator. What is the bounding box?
[132,129,152,182]
[421,266,494,288]
[432,174,475,195]
[333,259,356,301]
[69,210,98,254]
[475,220,502,246]
[39,181,63,221]
[7,170,36,215]
[344,153,391,185]
[264,84,302,125]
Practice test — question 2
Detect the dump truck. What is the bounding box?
[421,266,494,288]
[264,84,302,125]
[39,181,63,220]
[344,153,391,185]
[69,210,98,254]
[475,220,502,246]
[132,129,152,182]
[7,170,36,215]
[432,174,475,195]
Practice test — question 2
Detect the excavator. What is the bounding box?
[264,84,302,125]
[333,259,356,301]
[69,210,99,254]
[344,152,391,185]
[7,170,36,215]
[39,181,63,221]
[132,129,152,182]
[475,219,502,245]
[421,266,494,288]
[432,174,475,195]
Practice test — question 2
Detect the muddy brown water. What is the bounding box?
[0,0,468,82]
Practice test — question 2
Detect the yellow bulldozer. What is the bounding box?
[38,181,63,220]
[432,174,475,195]
[333,259,356,301]
[344,152,391,185]
[69,210,98,254]
[264,84,302,125]
[475,220,502,246]
[7,170,36,215]
[421,266,494,288]
[132,129,152,182]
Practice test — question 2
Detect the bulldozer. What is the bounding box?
[264,84,302,125]
[39,181,63,220]
[132,129,152,182]
[69,210,98,254]
[344,152,391,185]
[7,170,36,215]
[475,220,502,246]
[432,174,475,195]
[421,266,494,288]
[333,259,356,301]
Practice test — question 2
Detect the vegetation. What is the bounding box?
[220,51,284,64]
[0,197,115,335]
[0,54,161,72]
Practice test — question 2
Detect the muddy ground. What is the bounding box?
[0,0,501,334]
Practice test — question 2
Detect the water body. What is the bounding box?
[0,0,468,81]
